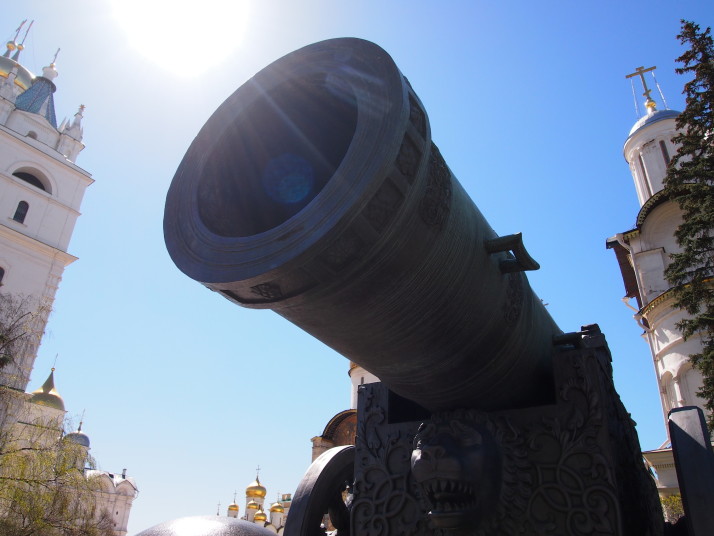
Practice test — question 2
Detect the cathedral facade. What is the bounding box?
[0,22,137,535]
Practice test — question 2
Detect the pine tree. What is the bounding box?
[663,20,714,424]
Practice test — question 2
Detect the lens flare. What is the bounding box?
[262,153,314,205]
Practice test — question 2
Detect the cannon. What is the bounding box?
[165,39,662,536]
[164,38,560,414]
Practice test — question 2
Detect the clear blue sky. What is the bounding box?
[4,1,713,533]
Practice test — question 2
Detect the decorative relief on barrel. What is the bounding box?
[364,180,404,233]
[419,143,452,229]
[409,93,427,139]
[319,229,366,272]
[251,282,284,300]
[220,269,317,305]
[396,136,420,183]
[503,272,524,326]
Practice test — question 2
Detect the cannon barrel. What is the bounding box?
[164,38,561,412]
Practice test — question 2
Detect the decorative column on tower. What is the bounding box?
[607,65,708,502]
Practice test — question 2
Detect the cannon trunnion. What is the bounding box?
[164,39,663,536]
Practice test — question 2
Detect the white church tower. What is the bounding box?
[0,22,93,394]
[606,66,708,500]
[607,66,707,424]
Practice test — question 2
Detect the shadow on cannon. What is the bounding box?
[164,38,664,536]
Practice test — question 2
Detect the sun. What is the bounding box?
[111,0,250,75]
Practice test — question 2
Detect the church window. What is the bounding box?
[12,171,47,192]
[13,201,29,223]
[27,131,37,139]
[637,154,652,197]
[0,267,4,286]
[659,140,670,166]
[663,374,677,412]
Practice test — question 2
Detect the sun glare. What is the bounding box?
[111,0,250,75]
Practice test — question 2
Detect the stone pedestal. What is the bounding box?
[352,328,662,536]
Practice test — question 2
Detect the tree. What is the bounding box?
[663,20,714,424]
[0,423,115,536]
[0,292,114,536]
[660,494,685,523]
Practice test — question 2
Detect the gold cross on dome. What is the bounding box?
[626,65,657,109]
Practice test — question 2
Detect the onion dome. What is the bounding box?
[246,478,266,498]
[0,57,33,91]
[228,503,239,512]
[29,368,65,411]
[628,108,680,137]
[246,500,260,510]
[64,421,90,448]
[269,502,284,514]
[253,510,267,523]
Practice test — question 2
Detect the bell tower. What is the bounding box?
[0,21,93,392]
[607,66,707,428]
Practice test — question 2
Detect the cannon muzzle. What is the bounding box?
[164,38,561,412]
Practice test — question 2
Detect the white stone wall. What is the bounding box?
[623,113,678,206]
[88,472,138,536]
[0,97,92,391]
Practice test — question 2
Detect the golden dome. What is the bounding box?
[228,503,239,512]
[247,500,260,510]
[246,478,266,498]
[254,510,267,522]
[269,502,284,513]
[29,369,65,411]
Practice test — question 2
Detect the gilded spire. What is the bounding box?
[11,20,33,62]
[4,20,26,58]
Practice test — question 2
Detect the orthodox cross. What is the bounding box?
[626,66,657,108]
[19,20,33,47]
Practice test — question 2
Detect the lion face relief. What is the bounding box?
[410,410,502,531]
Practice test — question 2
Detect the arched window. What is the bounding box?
[662,373,677,413]
[12,171,46,192]
[13,201,29,223]
[659,140,670,166]
[27,131,37,140]
[0,267,4,286]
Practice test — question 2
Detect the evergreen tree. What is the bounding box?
[663,20,714,424]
